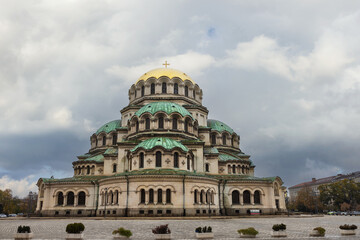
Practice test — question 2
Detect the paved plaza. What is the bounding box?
[0,215,359,239]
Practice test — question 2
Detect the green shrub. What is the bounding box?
[195,226,212,233]
[313,227,325,236]
[237,227,259,236]
[152,224,171,234]
[17,226,31,233]
[112,227,132,238]
[339,224,357,230]
[272,223,286,231]
[66,223,85,233]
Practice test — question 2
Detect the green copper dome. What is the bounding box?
[207,119,234,134]
[131,137,189,152]
[96,120,121,134]
[135,102,193,119]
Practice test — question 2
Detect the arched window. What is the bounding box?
[200,190,204,203]
[151,83,155,94]
[193,89,196,98]
[87,166,90,174]
[102,136,106,146]
[174,152,179,168]
[67,192,74,205]
[157,189,163,203]
[205,163,210,172]
[136,121,139,132]
[254,190,261,204]
[231,136,234,147]
[243,190,251,204]
[172,117,177,130]
[162,82,167,93]
[149,189,154,203]
[185,85,188,97]
[57,192,64,205]
[134,89,137,98]
[174,83,178,94]
[222,134,227,145]
[139,152,144,168]
[141,85,144,97]
[166,189,171,203]
[158,117,164,129]
[194,190,198,203]
[140,189,145,203]
[242,166,245,174]
[78,191,86,205]
[114,190,119,204]
[187,156,190,170]
[232,190,240,205]
[184,119,189,133]
[112,135,117,145]
[110,191,114,204]
[145,118,150,130]
[274,183,279,196]
[211,134,216,145]
[156,151,162,167]
[96,138,98,147]
[232,165,236,174]
[113,164,117,173]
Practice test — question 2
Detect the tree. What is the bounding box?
[290,187,322,213]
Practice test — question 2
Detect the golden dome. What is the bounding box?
[136,68,195,84]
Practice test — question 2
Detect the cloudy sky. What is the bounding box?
[1,0,360,197]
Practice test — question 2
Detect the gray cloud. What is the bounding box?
[1,0,360,196]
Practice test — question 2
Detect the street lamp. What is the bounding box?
[103,188,108,218]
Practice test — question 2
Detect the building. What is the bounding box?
[36,66,286,217]
[288,171,360,199]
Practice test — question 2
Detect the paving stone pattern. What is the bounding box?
[0,216,360,239]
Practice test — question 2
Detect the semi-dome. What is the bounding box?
[131,137,189,152]
[136,68,195,84]
[135,102,193,119]
[96,120,121,134]
[207,119,234,134]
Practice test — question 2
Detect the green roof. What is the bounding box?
[135,102,193,119]
[96,120,121,134]
[104,147,118,155]
[131,137,188,152]
[114,168,209,178]
[204,147,219,154]
[42,175,106,183]
[219,153,240,161]
[83,153,104,163]
[207,119,234,134]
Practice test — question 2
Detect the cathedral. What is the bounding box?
[36,65,286,217]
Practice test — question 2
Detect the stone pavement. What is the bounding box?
[0,215,360,239]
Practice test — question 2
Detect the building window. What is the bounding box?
[149,189,154,203]
[174,83,178,94]
[193,89,196,98]
[194,190,198,203]
[232,190,240,205]
[86,166,90,174]
[174,152,179,168]
[187,156,190,170]
[200,190,204,203]
[113,164,117,173]
[254,190,261,204]
[222,134,227,145]
[151,83,155,94]
[232,165,236,174]
[172,117,177,130]
[243,190,251,204]
[67,192,74,205]
[57,192,64,205]
[140,189,145,203]
[141,85,144,97]
[274,183,279,196]
[145,118,150,130]
[211,134,216,145]
[205,163,209,172]
[158,189,163,203]
[166,189,171,203]
[96,138,98,147]
[102,136,106,146]
[112,135,117,145]
[185,85,188,97]
[231,137,234,147]
[184,119,189,133]
[162,82,167,93]
[139,152,144,168]
[136,121,139,132]
[114,190,119,204]
[156,151,162,167]
[78,191,86,205]
[134,89,137,98]
[158,117,164,129]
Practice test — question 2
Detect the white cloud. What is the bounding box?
[0,175,37,198]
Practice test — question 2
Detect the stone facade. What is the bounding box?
[36,67,287,217]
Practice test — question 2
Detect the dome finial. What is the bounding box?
[162,60,170,68]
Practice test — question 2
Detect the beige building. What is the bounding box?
[36,67,286,217]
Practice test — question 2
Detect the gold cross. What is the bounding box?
[162,61,170,68]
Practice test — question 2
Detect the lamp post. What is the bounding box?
[103,188,108,218]
[207,189,211,218]
[27,191,35,218]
